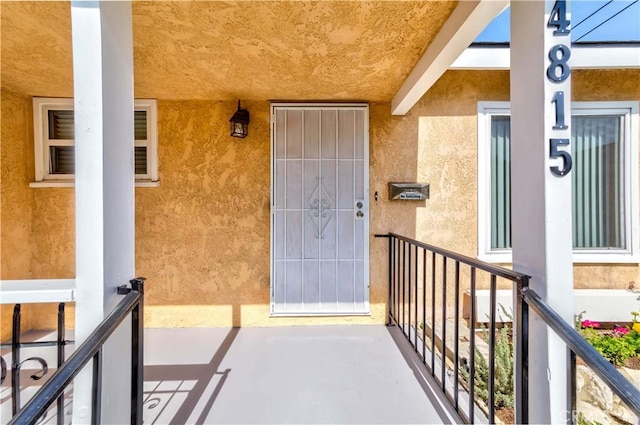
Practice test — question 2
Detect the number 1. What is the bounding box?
[552,92,568,129]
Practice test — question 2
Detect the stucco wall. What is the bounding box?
[406,69,640,291]
[1,69,638,332]
[0,89,75,338]
[1,90,33,280]
[140,101,387,326]
[137,100,273,326]
[1,89,33,339]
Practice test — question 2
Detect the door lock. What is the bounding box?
[354,199,365,220]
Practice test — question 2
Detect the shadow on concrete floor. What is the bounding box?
[143,328,239,425]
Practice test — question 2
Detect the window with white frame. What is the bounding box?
[478,101,639,263]
[32,98,158,186]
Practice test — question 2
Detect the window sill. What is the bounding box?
[30,180,160,188]
[478,252,640,265]
[135,180,161,188]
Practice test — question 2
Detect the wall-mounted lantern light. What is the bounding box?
[229,100,250,138]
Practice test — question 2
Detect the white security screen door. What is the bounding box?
[271,104,369,315]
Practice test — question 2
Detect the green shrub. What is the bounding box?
[461,326,514,409]
[576,412,603,425]
[582,329,640,366]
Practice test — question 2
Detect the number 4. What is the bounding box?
[548,0,570,35]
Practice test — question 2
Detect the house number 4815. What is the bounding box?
[547,0,572,177]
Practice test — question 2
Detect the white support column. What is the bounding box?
[71,1,135,423]
[511,1,574,423]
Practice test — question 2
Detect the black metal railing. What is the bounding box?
[520,287,640,420]
[377,233,529,424]
[1,303,74,424]
[8,278,145,425]
[380,233,640,425]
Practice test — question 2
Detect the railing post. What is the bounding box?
[402,241,406,330]
[91,349,102,425]
[515,276,529,424]
[388,235,393,326]
[441,257,447,390]
[469,267,476,424]
[395,239,400,327]
[11,304,21,416]
[408,243,412,340]
[430,252,436,373]
[130,277,145,425]
[414,245,418,353]
[569,350,576,423]
[453,261,460,411]
[57,303,66,425]
[422,249,427,363]
[488,275,497,424]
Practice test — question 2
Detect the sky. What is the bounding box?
[475,0,640,43]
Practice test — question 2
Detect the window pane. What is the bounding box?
[134,111,147,140]
[490,116,511,249]
[135,146,148,175]
[49,146,148,175]
[47,110,146,140]
[572,115,624,249]
[48,110,74,139]
[488,113,625,252]
[49,146,74,174]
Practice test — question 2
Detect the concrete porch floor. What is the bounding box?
[143,325,461,424]
[2,325,461,424]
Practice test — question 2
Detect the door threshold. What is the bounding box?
[270,311,371,317]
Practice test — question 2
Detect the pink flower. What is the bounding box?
[582,320,600,329]
[614,327,630,335]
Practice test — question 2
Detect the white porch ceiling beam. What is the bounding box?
[451,44,640,70]
[391,0,508,116]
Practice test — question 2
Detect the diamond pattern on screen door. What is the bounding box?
[307,177,333,239]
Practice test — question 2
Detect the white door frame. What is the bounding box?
[269,102,370,316]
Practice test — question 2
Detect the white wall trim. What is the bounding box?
[452,45,640,70]
[391,0,508,116]
[29,180,159,188]
[32,97,158,183]
[33,98,75,182]
[465,289,640,324]
[0,279,76,304]
[476,101,510,263]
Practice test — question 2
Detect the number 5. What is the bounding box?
[550,138,572,176]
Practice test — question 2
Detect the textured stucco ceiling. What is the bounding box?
[1,1,457,101]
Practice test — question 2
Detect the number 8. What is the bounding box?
[547,44,571,83]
